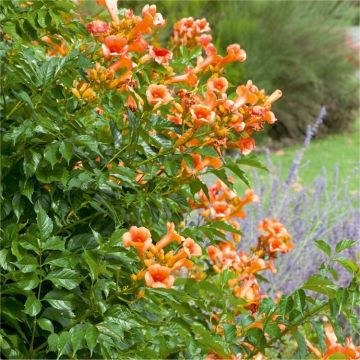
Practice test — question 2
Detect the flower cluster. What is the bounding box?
[70,0,282,162]
[190,179,259,241]
[122,223,202,288]
[256,218,293,255]
[172,17,212,48]
[188,179,292,311]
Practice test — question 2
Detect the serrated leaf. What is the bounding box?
[23,151,41,177]
[42,236,65,251]
[15,256,38,273]
[24,294,41,317]
[36,207,53,239]
[258,297,275,315]
[223,323,236,342]
[44,290,76,311]
[335,240,356,253]
[211,221,242,236]
[128,110,140,145]
[59,141,73,163]
[37,318,54,333]
[12,193,24,222]
[333,257,358,274]
[14,90,33,108]
[302,275,337,297]
[17,273,39,290]
[83,250,99,281]
[44,144,59,168]
[70,324,85,356]
[291,329,307,358]
[58,331,71,357]
[85,325,99,356]
[315,240,332,257]
[109,119,122,148]
[264,322,281,339]
[226,162,250,187]
[237,154,269,172]
[48,333,59,352]
[245,327,266,351]
[46,269,81,290]
[294,289,306,314]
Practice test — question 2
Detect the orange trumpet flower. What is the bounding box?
[145,264,175,288]
[155,223,183,252]
[123,226,153,253]
[146,84,173,107]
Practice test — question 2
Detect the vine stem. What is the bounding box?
[3,100,23,122]
[248,302,329,358]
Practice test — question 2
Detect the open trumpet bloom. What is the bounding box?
[145,264,175,288]
[123,226,152,253]
[146,84,173,106]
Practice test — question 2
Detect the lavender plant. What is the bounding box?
[239,107,360,293]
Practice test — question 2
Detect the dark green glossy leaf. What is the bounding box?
[24,294,42,317]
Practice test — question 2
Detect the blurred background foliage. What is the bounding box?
[119,0,359,144]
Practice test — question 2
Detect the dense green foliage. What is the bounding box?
[0,1,359,359]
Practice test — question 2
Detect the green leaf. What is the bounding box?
[59,141,73,163]
[302,275,337,297]
[291,329,307,359]
[211,221,242,236]
[335,240,356,253]
[315,240,331,257]
[12,194,24,222]
[0,249,9,270]
[15,256,38,273]
[333,257,358,274]
[223,323,236,342]
[110,119,122,148]
[44,290,77,311]
[264,322,281,339]
[14,90,33,108]
[258,298,275,315]
[58,331,71,357]
[70,324,85,356]
[128,110,140,145]
[23,151,41,177]
[17,273,40,290]
[191,323,227,356]
[48,333,59,352]
[236,154,269,172]
[245,327,266,351]
[85,324,99,356]
[36,206,53,240]
[46,269,81,290]
[44,144,59,168]
[226,161,250,187]
[3,22,22,41]
[37,318,54,333]
[294,289,306,314]
[20,179,34,203]
[42,236,65,251]
[83,250,106,281]
[24,294,42,317]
